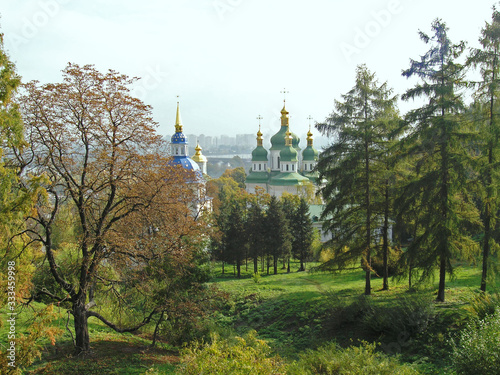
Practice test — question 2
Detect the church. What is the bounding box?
[168,101,210,213]
[168,99,320,200]
[245,101,319,198]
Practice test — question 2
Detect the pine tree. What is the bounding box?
[226,202,247,278]
[292,198,315,272]
[468,7,500,292]
[400,19,480,302]
[264,196,291,275]
[316,64,398,295]
[247,201,265,274]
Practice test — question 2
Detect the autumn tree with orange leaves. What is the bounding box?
[18,64,211,353]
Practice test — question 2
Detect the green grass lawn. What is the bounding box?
[4,261,496,374]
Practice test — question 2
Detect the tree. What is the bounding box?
[225,201,247,278]
[0,32,63,373]
[400,20,480,302]
[264,196,291,275]
[221,167,247,189]
[247,201,266,274]
[292,198,315,272]
[316,64,398,295]
[19,63,208,353]
[467,7,500,292]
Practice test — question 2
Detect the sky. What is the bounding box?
[1,0,497,144]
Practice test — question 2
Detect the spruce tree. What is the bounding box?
[316,64,398,295]
[292,198,315,272]
[264,196,291,275]
[468,7,500,292]
[400,19,479,302]
[247,201,265,274]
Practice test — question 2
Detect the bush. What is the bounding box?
[363,294,435,339]
[288,341,420,375]
[451,310,500,375]
[322,294,372,333]
[464,291,500,320]
[178,331,287,375]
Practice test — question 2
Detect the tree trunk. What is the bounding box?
[481,203,491,292]
[253,256,258,274]
[273,255,278,275]
[151,311,164,347]
[437,255,446,302]
[382,180,389,291]
[73,299,90,353]
[364,139,371,296]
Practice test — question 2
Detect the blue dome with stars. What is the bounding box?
[170,155,200,172]
[171,131,188,144]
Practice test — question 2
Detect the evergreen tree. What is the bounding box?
[264,196,291,275]
[292,198,315,272]
[316,64,398,295]
[468,7,500,292]
[400,19,480,302]
[247,201,266,274]
[226,202,247,278]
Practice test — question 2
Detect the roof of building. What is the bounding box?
[302,145,319,161]
[269,172,310,186]
[252,145,268,161]
[245,171,270,184]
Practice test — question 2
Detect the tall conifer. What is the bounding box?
[316,64,398,295]
[468,7,500,292]
[400,19,479,301]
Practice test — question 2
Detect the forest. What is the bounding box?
[1,9,500,375]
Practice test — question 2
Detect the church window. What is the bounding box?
[286,164,289,171]
[292,164,294,171]
[259,164,262,171]
[277,157,280,168]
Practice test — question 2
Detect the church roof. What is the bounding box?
[192,142,207,163]
[245,171,269,184]
[269,172,309,186]
[280,145,298,162]
[252,145,268,161]
[302,145,319,161]
[270,126,300,150]
[169,155,200,172]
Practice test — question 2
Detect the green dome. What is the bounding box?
[302,146,318,161]
[270,127,300,150]
[251,146,268,161]
[280,145,298,162]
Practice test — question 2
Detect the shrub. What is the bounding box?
[178,331,287,375]
[451,310,500,375]
[464,291,500,320]
[322,294,372,333]
[363,294,435,339]
[252,271,261,284]
[288,341,420,375]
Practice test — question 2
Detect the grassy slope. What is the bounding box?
[2,261,492,374]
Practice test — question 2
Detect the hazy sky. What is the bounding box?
[1,0,496,143]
